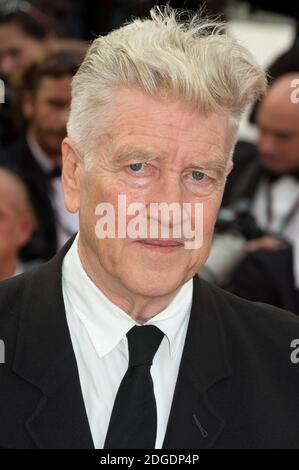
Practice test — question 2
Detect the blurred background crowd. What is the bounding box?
[0,0,299,315]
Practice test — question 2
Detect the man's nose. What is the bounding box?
[151,172,184,205]
[144,173,187,230]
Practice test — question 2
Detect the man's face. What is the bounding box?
[257,77,299,174]
[63,88,233,298]
[26,76,71,159]
[0,24,45,83]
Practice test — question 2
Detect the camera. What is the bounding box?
[216,199,264,240]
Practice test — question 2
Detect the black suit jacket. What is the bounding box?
[230,247,299,315]
[0,136,58,261]
[1,238,299,449]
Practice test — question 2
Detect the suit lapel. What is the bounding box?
[163,276,233,449]
[13,238,94,449]
[25,356,94,449]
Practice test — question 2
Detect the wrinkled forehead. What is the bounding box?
[101,87,235,165]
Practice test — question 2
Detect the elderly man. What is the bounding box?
[0,7,299,450]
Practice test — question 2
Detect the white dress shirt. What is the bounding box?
[251,176,299,287]
[62,235,193,449]
[27,133,79,248]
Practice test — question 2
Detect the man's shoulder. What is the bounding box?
[0,272,35,367]
[198,278,299,353]
[202,278,299,326]
[0,259,49,325]
[0,240,72,329]
[0,271,33,323]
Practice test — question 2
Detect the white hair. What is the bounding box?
[67,6,267,165]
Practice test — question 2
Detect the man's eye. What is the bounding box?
[191,171,206,181]
[129,163,146,173]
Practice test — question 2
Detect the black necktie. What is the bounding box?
[104,325,165,449]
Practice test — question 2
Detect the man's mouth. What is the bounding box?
[136,239,185,252]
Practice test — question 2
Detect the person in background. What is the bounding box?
[0,168,36,281]
[212,45,299,312]
[222,71,299,313]
[0,7,54,85]
[0,5,55,146]
[0,41,86,262]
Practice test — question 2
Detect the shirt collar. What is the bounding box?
[62,234,193,360]
[14,261,24,277]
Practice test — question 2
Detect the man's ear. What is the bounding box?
[61,138,82,213]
